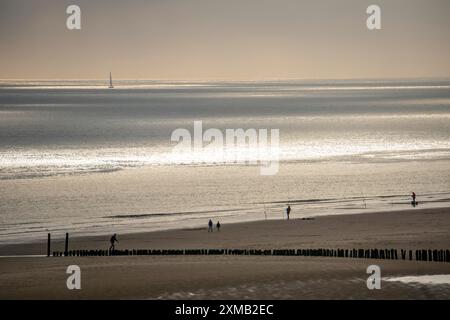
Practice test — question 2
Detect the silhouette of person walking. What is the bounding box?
[110,233,118,251]
[411,192,417,207]
[208,219,213,232]
[286,205,291,220]
[216,221,221,231]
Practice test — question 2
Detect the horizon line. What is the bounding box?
[1,76,450,82]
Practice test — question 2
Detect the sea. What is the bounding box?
[1,79,450,243]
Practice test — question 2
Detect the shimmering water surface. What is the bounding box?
[1,79,450,243]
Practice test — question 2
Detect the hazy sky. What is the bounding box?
[1,0,449,80]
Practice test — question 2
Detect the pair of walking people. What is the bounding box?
[208,219,221,232]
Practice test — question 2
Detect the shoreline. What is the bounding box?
[2,159,450,247]
[2,202,449,248]
[1,206,449,256]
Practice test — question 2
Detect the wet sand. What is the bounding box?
[0,207,449,299]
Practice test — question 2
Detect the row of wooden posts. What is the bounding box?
[48,233,449,263]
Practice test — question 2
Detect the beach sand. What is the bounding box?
[1,207,449,299]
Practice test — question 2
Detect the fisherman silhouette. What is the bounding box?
[216,221,221,231]
[286,205,291,220]
[411,192,417,207]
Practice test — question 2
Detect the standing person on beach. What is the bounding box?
[208,219,213,232]
[286,205,291,220]
[109,233,118,251]
[216,221,221,231]
[411,192,417,207]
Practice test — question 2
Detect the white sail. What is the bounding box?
[108,72,114,88]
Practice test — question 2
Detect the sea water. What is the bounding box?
[1,79,450,243]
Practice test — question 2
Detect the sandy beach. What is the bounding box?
[1,207,449,299]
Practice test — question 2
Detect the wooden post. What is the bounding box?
[64,233,69,256]
[47,233,51,257]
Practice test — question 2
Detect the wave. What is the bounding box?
[107,207,249,219]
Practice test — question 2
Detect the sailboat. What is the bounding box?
[108,72,114,89]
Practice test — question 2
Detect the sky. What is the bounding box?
[0,0,449,80]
